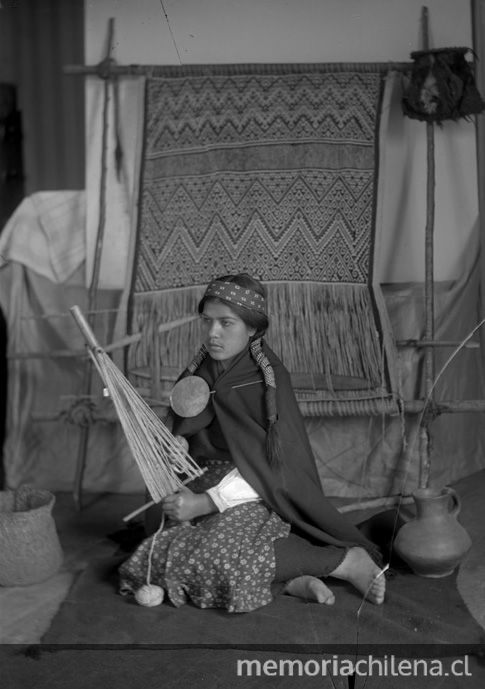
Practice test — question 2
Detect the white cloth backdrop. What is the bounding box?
[85,76,145,291]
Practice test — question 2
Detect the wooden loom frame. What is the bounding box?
[8,10,485,508]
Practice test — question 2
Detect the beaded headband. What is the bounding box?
[204,280,267,315]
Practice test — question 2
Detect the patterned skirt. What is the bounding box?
[118,459,290,613]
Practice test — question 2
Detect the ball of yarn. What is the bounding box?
[134,584,164,607]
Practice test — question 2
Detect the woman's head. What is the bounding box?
[198,274,269,360]
[187,273,279,464]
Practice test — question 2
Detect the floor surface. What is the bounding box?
[1,473,484,645]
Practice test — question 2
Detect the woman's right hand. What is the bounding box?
[162,487,216,522]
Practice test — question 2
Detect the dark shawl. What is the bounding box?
[172,343,378,557]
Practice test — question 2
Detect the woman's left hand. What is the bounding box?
[162,487,215,522]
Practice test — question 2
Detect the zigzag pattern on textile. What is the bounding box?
[134,68,384,292]
[136,170,374,289]
[145,73,381,152]
[130,64,398,416]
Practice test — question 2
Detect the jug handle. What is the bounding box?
[444,487,461,517]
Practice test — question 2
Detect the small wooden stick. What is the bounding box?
[123,500,157,523]
[122,467,208,522]
[104,314,199,353]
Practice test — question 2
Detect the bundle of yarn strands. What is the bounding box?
[70,306,206,606]
[402,47,485,124]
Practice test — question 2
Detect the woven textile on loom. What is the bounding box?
[127,63,399,416]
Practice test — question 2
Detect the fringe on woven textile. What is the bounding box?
[128,282,396,416]
[129,285,206,377]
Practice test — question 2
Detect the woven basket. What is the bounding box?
[0,486,63,586]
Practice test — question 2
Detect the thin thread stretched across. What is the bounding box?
[146,513,165,585]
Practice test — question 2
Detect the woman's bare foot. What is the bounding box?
[329,547,386,605]
[283,575,335,605]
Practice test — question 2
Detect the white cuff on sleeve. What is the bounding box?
[206,468,261,513]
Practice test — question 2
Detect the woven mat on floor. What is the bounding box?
[36,554,484,652]
[3,555,485,689]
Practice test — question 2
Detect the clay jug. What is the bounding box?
[393,486,472,578]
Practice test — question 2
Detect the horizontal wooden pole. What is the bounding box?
[64,61,413,78]
[397,339,480,349]
[9,349,86,360]
[10,337,481,359]
[31,396,485,424]
[8,315,200,360]
[104,314,199,353]
[31,393,169,423]
[402,399,485,414]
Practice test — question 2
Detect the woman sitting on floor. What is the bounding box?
[119,273,386,612]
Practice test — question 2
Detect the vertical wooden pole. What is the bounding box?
[73,18,115,509]
[419,6,436,489]
[472,0,485,381]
